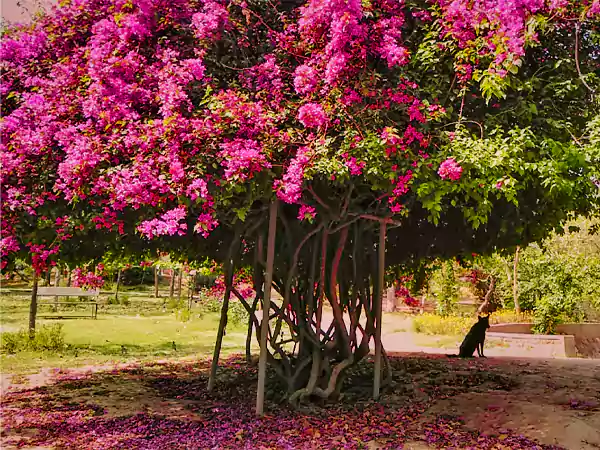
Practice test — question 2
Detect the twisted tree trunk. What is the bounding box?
[237,218,382,407]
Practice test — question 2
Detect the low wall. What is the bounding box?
[487,332,577,358]
[489,323,600,359]
[490,322,600,337]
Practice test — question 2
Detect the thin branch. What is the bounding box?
[575,23,595,93]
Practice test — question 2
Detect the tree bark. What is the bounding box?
[154,266,160,298]
[477,276,496,315]
[373,221,386,400]
[53,266,61,311]
[208,255,237,392]
[256,201,278,415]
[177,269,183,301]
[513,246,521,314]
[44,269,51,286]
[66,267,71,287]
[29,274,39,339]
[247,234,264,363]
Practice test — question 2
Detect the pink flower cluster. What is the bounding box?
[378,17,410,68]
[293,65,319,95]
[241,55,284,101]
[137,206,188,239]
[298,103,328,128]
[438,158,463,181]
[298,204,316,221]
[219,139,271,182]
[27,243,59,275]
[0,236,19,257]
[192,1,230,42]
[389,170,414,213]
[71,267,104,289]
[194,213,219,238]
[344,155,366,176]
[186,178,210,202]
[276,147,311,204]
[208,271,255,300]
[298,0,365,85]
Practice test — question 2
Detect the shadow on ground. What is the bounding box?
[1,354,599,449]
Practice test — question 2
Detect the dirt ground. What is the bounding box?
[2,354,599,449]
[419,356,600,450]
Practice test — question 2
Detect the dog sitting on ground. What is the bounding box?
[450,314,491,358]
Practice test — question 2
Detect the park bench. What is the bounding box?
[36,287,99,319]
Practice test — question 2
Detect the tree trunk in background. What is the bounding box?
[53,266,61,311]
[66,267,71,287]
[169,269,176,298]
[44,269,51,286]
[154,267,159,298]
[477,276,496,315]
[177,270,183,301]
[115,269,122,302]
[385,286,395,312]
[513,246,521,314]
[29,274,39,339]
[208,258,236,392]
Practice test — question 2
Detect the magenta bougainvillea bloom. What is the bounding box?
[293,65,319,95]
[0,0,597,307]
[438,158,463,181]
[298,204,317,221]
[297,103,328,128]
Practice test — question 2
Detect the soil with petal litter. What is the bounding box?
[1,354,598,449]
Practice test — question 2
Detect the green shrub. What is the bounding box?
[166,297,185,310]
[197,296,249,327]
[490,309,535,324]
[412,313,472,336]
[531,295,583,334]
[228,301,250,327]
[175,308,191,322]
[107,294,131,306]
[1,324,65,354]
[435,261,458,317]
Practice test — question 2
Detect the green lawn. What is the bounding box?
[0,293,250,374]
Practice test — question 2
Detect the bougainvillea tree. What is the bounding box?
[2,0,599,401]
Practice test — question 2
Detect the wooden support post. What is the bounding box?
[513,246,521,315]
[256,200,278,416]
[29,274,39,339]
[373,221,386,400]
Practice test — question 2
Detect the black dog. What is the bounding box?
[451,315,490,358]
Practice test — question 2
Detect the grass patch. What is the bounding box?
[1,324,65,353]
[0,294,250,374]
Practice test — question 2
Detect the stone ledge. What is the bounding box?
[487,332,577,358]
